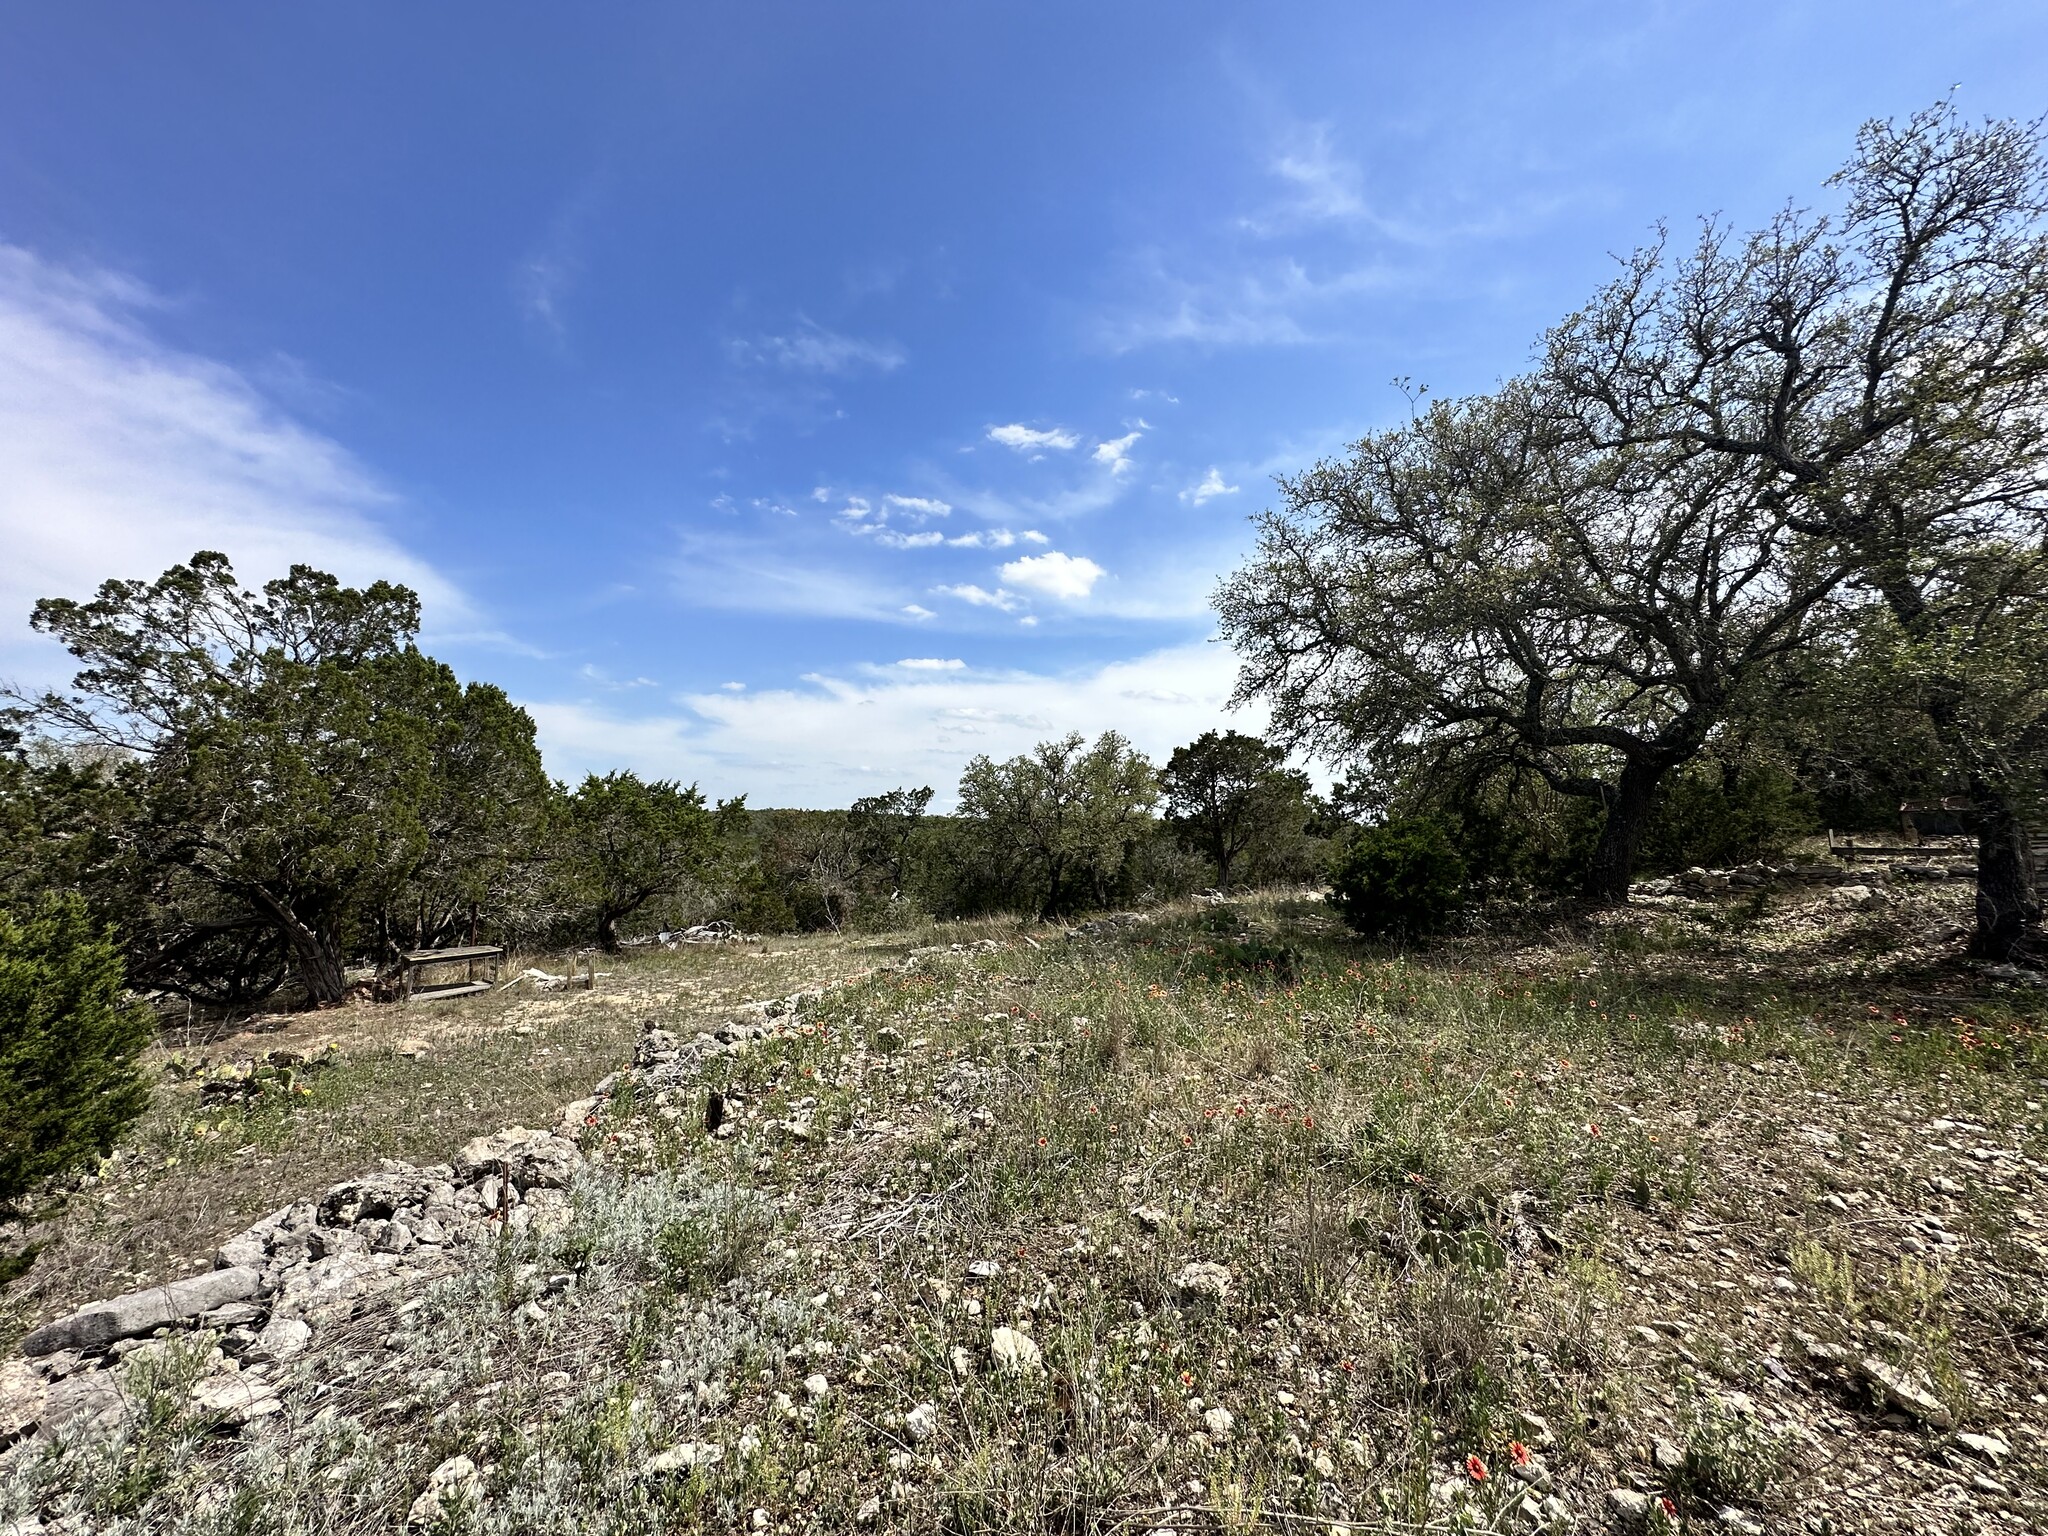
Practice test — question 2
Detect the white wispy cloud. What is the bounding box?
[1262,122,1366,228]
[987,423,1079,452]
[728,320,906,376]
[894,657,965,671]
[1182,468,1240,505]
[1092,427,1144,475]
[934,583,1022,612]
[999,551,1105,601]
[0,243,477,687]
[522,641,1267,807]
[670,529,917,622]
[513,253,576,341]
[883,494,951,518]
[944,528,1049,549]
[1097,253,1396,353]
[901,603,936,620]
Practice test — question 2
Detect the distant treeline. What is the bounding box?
[0,550,1868,1013]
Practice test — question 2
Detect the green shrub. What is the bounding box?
[1638,755,1817,872]
[0,893,153,1232]
[1327,817,1468,938]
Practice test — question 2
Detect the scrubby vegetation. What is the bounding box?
[3,887,2043,1533]
[0,895,151,1252]
[1,99,2045,1535]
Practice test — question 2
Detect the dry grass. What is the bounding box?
[0,934,891,1345]
[6,888,2047,1534]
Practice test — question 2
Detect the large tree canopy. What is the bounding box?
[1538,101,2048,952]
[1159,730,1312,889]
[553,771,719,951]
[957,732,1158,920]
[1217,384,1849,903]
[11,553,552,1002]
[1220,103,2048,944]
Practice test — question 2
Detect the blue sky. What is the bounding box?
[3,2,2045,805]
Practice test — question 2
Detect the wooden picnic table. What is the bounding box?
[401,944,504,1002]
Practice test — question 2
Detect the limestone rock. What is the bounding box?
[1858,1355,1953,1427]
[1605,1488,1652,1524]
[904,1401,939,1441]
[453,1127,582,1192]
[40,1371,127,1437]
[641,1443,724,1478]
[190,1373,282,1424]
[989,1325,1042,1374]
[0,1360,46,1443]
[22,1267,262,1356]
[1957,1431,2011,1465]
[408,1455,484,1527]
[1171,1261,1232,1303]
[246,1316,312,1364]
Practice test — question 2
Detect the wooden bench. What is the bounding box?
[401,944,504,1002]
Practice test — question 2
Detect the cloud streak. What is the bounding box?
[524,641,1266,807]
[987,423,1078,452]
[728,320,906,376]
[0,243,474,687]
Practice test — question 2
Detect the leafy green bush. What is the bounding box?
[0,893,152,1232]
[1637,754,1817,872]
[1327,817,1468,938]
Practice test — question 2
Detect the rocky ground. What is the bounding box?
[0,879,2043,1534]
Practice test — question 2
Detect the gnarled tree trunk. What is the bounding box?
[245,888,350,1006]
[1582,758,1665,907]
[1967,783,2041,962]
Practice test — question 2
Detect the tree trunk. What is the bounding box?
[1041,855,1066,922]
[597,909,622,953]
[289,931,350,1006]
[1966,783,2040,962]
[245,887,351,1006]
[1582,759,1664,907]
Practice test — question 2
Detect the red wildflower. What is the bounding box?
[1509,1441,1530,1466]
[1466,1454,1488,1482]
[1659,1496,1677,1518]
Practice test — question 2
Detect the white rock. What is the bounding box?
[641,1443,725,1477]
[1130,1205,1170,1232]
[855,1495,883,1524]
[1605,1488,1652,1523]
[190,1373,282,1424]
[0,1360,47,1442]
[1957,1431,2011,1464]
[804,1373,831,1400]
[1171,1262,1233,1302]
[1858,1355,1954,1427]
[989,1325,1042,1374]
[1202,1405,1234,1439]
[905,1401,940,1441]
[407,1455,483,1527]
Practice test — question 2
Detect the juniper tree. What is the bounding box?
[13,553,552,1002]
[1159,730,1312,889]
[957,732,1158,919]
